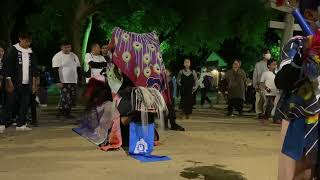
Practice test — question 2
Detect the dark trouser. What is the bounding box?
[264,96,275,119]
[38,87,48,104]
[30,93,38,125]
[7,85,31,127]
[193,90,197,106]
[228,98,244,114]
[165,100,177,128]
[200,88,211,105]
[0,87,6,125]
[58,83,77,116]
[179,87,183,110]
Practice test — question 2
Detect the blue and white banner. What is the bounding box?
[129,122,171,163]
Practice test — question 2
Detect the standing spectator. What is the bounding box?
[0,46,5,133]
[245,71,256,112]
[225,59,246,116]
[0,45,5,108]
[217,72,228,104]
[165,69,184,131]
[199,67,213,108]
[84,42,108,83]
[253,49,270,118]
[0,45,4,71]
[177,58,198,119]
[101,42,112,63]
[29,77,40,127]
[2,32,39,132]
[38,66,49,107]
[52,40,82,119]
[172,75,177,98]
[260,59,279,123]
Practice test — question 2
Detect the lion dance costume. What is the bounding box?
[276,9,319,179]
[73,27,171,162]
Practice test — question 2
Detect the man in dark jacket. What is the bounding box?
[2,32,39,132]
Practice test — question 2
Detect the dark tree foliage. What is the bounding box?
[1,0,277,70]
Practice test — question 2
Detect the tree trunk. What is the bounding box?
[280,13,294,48]
[0,19,14,47]
[70,21,83,62]
[66,0,106,65]
[82,16,93,71]
[0,0,22,47]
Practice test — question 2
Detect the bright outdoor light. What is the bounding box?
[211,69,219,75]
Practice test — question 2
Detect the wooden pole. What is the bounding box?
[281,13,295,48]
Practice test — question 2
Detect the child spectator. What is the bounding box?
[260,59,279,123]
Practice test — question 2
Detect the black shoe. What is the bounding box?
[258,113,264,119]
[31,122,39,127]
[238,111,243,116]
[226,112,232,116]
[164,125,169,131]
[171,124,185,131]
[64,114,76,119]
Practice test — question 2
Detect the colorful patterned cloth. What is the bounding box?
[74,28,169,159]
[110,27,170,103]
[73,101,118,146]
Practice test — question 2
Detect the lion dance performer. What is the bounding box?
[276,9,319,180]
[74,27,171,162]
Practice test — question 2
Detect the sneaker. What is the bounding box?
[40,104,48,108]
[64,114,76,119]
[16,125,32,131]
[0,125,5,133]
[35,96,40,104]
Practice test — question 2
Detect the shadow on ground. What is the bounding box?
[180,164,246,180]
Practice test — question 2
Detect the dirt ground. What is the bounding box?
[0,107,280,180]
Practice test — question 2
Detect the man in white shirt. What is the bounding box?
[1,32,39,132]
[260,59,279,122]
[52,40,82,119]
[253,49,271,117]
[84,42,107,83]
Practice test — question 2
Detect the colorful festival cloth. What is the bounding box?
[73,101,117,146]
[110,27,170,103]
[74,76,122,149]
[108,28,170,161]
